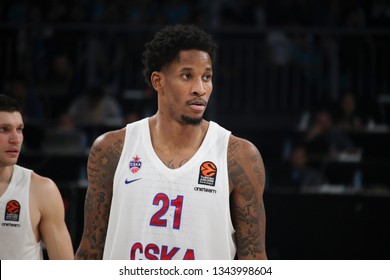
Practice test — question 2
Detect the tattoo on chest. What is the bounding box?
[165,159,189,169]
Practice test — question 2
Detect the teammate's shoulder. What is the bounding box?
[30,171,58,193]
[30,171,54,184]
[29,172,65,211]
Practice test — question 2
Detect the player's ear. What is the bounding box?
[151,71,163,91]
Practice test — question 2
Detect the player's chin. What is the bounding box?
[181,115,203,125]
[5,158,18,166]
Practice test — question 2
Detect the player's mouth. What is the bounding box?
[5,148,20,158]
[188,99,207,112]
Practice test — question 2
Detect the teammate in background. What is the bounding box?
[0,94,74,260]
[75,24,267,260]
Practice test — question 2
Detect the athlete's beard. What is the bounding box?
[181,115,202,125]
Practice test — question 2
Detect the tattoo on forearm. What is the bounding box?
[234,201,265,258]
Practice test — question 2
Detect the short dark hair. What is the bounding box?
[142,24,217,86]
[0,94,22,113]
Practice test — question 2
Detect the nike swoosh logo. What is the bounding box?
[125,178,142,184]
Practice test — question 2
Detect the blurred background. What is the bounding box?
[1,0,390,259]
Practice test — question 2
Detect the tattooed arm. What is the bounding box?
[75,129,125,259]
[228,136,267,260]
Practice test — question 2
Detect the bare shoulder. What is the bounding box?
[86,127,126,199]
[30,172,60,198]
[29,172,64,218]
[88,128,126,179]
[92,128,126,153]
[228,135,262,159]
[227,134,265,191]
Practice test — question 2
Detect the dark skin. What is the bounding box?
[75,50,267,260]
[74,131,122,260]
[228,138,267,259]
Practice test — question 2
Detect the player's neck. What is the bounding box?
[149,116,209,152]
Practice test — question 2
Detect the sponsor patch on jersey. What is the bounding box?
[198,161,217,186]
[129,155,142,173]
[5,200,21,222]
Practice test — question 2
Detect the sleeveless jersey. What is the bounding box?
[0,165,43,260]
[103,118,236,260]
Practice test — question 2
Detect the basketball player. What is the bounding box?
[75,24,267,260]
[0,94,74,259]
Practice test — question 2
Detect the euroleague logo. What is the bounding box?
[198,161,217,186]
[5,200,21,221]
[129,155,142,173]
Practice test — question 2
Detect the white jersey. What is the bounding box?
[103,118,236,260]
[0,165,43,260]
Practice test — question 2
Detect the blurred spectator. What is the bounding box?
[334,92,366,131]
[41,52,84,119]
[288,145,327,189]
[304,109,355,157]
[65,85,123,128]
[266,31,294,66]
[50,53,77,96]
[3,75,45,123]
[88,33,125,97]
[269,143,327,191]
[291,33,324,91]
